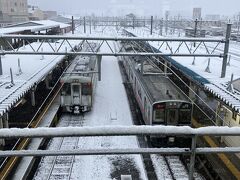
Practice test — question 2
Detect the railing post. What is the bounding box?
[189,135,197,180]
[221,23,232,78]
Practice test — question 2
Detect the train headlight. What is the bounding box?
[168,137,175,143]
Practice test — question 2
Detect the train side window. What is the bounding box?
[62,83,71,95]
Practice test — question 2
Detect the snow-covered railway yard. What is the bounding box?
[33,45,148,180]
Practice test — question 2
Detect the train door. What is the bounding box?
[166,109,178,125]
[71,84,81,105]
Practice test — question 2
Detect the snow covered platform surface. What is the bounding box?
[33,43,148,180]
[0,41,77,116]
[125,28,240,113]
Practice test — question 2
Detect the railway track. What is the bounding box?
[37,115,85,180]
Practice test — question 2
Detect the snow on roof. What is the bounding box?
[125,28,240,113]
[0,40,80,116]
[0,20,70,35]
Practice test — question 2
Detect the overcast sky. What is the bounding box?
[28,0,240,17]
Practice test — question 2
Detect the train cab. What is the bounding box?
[152,101,192,146]
[61,76,93,114]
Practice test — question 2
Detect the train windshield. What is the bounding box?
[153,103,165,124]
[167,109,178,125]
[179,103,192,123]
[82,83,92,95]
[62,83,71,95]
[154,109,165,123]
[179,109,191,123]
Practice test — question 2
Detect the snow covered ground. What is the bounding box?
[33,42,148,180]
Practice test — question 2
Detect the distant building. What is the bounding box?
[28,6,44,20]
[43,11,57,20]
[205,14,221,21]
[0,0,29,25]
[193,8,201,20]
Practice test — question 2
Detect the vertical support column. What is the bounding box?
[0,116,5,147]
[0,55,2,76]
[3,113,9,128]
[141,60,144,74]
[164,60,168,75]
[150,16,153,35]
[160,18,163,36]
[90,18,92,34]
[31,87,36,107]
[221,23,232,78]
[194,19,198,47]
[189,135,197,180]
[72,16,75,34]
[132,17,135,29]
[97,55,102,81]
[84,17,86,34]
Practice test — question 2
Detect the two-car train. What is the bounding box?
[121,43,193,146]
[60,43,98,114]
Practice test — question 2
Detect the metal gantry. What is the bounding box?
[0,34,225,58]
[0,126,240,180]
[0,23,231,78]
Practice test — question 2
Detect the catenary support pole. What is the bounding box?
[0,55,2,75]
[97,55,102,81]
[72,16,74,34]
[84,17,86,34]
[150,16,153,35]
[221,23,232,78]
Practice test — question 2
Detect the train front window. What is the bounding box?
[154,109,165,124]
[179,109,191,123]
[62,83,71,96]
[82,83,91,95]
[167,109,178,125]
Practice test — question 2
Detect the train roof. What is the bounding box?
[130,57,191,104]
[61,55,97,82]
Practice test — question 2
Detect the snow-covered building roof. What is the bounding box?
[0,20,71,35]
[125,28,240,113]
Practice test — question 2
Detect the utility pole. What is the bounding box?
[221,23,232,78]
